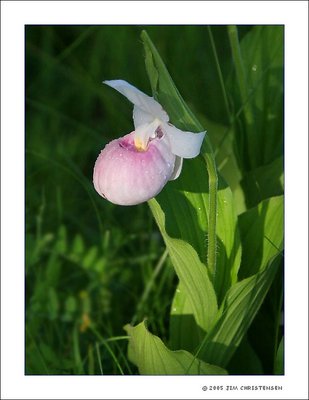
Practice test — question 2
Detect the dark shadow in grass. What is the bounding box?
[247,258,284,375]
[238,196,283,280]
[240,156,284,210]
[238,200,268,280]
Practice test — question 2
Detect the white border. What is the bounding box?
[1,1,308,399]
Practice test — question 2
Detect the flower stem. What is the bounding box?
[202,141,218,281]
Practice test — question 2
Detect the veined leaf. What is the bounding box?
[124,321,227,375]
[238,195,283,279]
[198,253,282,367]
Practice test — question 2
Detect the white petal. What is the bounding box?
[104,80,169,123]
[133,105,154,129]
[162,123,206,158]
[169,156,183,180]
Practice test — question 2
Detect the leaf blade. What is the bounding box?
[125,321,227,375]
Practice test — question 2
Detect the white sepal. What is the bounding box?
[104,80,168,123]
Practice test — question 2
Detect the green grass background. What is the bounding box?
[26,25,281,375]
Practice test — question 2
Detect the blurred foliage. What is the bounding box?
[26,25,283,375]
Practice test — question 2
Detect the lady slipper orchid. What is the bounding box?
[93,80,205,206]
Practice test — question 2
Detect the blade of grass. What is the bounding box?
[131,248,168,325]
[73,324,84,374]
[227,26,254,127]
[87,344,95,374]
[207,26,231,123]
[89,324,125,375]
[95,342,104,375]
[26,328,50,375]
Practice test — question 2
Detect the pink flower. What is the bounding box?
[93,80,205,206]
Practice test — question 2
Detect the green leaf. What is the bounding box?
[274,336,284,375]
[238,195,283,279]
[124,321,227,375]
[199,253,282,367]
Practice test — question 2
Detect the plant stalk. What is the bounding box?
[202,143,218,281]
